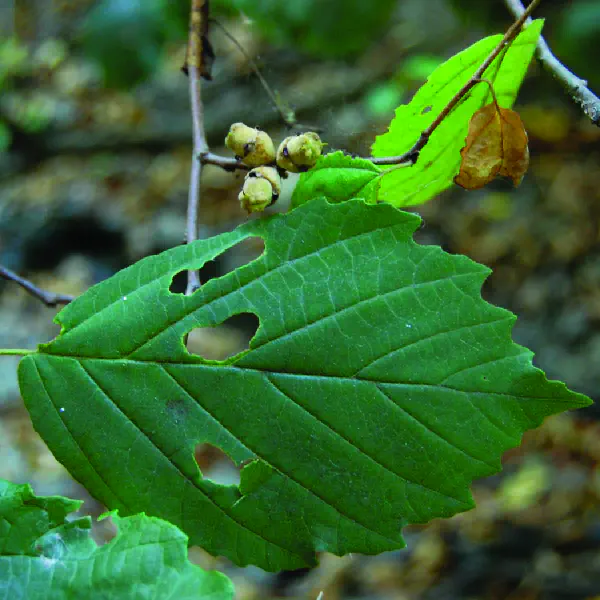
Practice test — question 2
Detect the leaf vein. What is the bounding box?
[31,360,133,514]
[165,366,401,546]
[375,383,495,470]
[248,270,481,357]
[265,374,471,513]
[355,316,512,377]
[76,361,306,567]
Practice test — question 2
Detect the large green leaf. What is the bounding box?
[371,20,543,206]
[0,479,234,600]
[19,199,590,571]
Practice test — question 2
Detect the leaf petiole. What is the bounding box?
[0,349,35,357]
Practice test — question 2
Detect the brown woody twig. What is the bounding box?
[504,0,600,126]
[0,265,74,308]
[370,0,542,166]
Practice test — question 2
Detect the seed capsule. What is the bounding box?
[239,166,281,214]
[276,132,324,172]
[225,122,276,167]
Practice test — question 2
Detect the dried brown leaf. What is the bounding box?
[454,103,529,190]
[497,109,529,186]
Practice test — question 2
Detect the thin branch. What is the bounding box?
[504,0,600,126]
[370,0,542,166]
[199,151,249,171]
[0,265,74,308]
[185,0,211,295]
[186,65,208,295]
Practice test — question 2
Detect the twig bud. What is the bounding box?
[239,166,281,214]
[276,132,324,172]
[225,122,276,167]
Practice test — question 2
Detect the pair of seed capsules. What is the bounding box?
[225,123,325,213]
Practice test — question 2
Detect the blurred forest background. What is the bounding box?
[1,0,600,598]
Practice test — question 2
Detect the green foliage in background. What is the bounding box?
[371,20,543,206]
[79,0,396,87]
[80,0,188,88]
[554,0,600,89]
[214,0,397,57]
[0,37,68,142]
[18,198,590,571]
[0,479,234,600]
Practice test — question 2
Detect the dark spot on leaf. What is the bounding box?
[187,312,259,361]
[194,443,241,487]
[421,105,433,114]
[165,398,189,423]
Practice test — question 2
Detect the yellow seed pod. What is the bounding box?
[225,122,275,167]
[252,166,281,197]
[276,132,324,172]
[239,166,281,214]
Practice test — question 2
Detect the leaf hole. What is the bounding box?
[168,236,264,294]
[194,443,241,487]
[187,312,260,361]
[421,105,433,114]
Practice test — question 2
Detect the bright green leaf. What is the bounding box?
[0,480,234,600]
[19,198,590,572]
[372,20,543,206]
[291,151,382,208]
